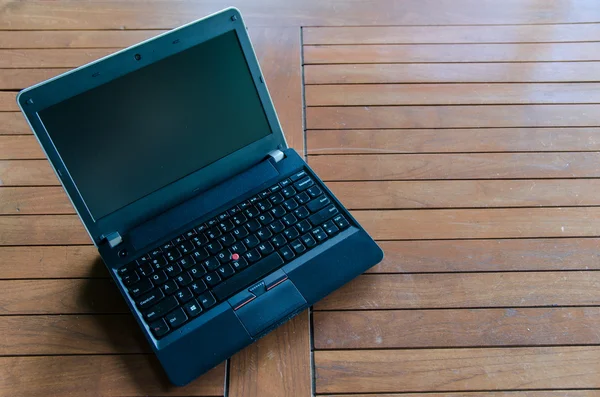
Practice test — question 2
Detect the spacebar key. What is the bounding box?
[213,253,284,301]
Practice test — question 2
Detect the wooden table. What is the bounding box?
[2,1,600,396]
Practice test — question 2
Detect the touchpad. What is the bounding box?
[233,278,306,337]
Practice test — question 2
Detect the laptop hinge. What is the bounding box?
[267,149,285,163]
[102,231,123,248]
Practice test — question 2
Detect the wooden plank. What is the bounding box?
[0,69,70,90]
[0,187,73,215]
[229,311,311,397]
[0,30,165,48]
[0,356,224,397]
[309,153,600,181]
[329,180,600,209]
[0,136,44,159]
[0,215,88,245]
[306,128,600,154]
[0,48,115,68]
[304,42,600,64]
[316,272,600,310]
[0,315,148,354]
[321,393,600,397]
[0,91,17,111]
[0,160,58,186]
[305,62,600,84]
[370,238,600,273]
[0,246,103,278]
[354,208,600,240]
[306,83,600,106]
[306,104,600,129]
[303,24,600,45]
[0,112,30,135]
[313,308,600,349]
[0,279,126,314]
[314,347,600,393]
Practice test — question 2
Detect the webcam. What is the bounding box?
[134,53,142,61]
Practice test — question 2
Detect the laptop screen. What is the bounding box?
[38,30,272,220]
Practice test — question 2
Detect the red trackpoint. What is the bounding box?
[231,253,240,260]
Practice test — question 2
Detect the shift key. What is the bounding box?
[145,296,178,321]
[308,204,339,226]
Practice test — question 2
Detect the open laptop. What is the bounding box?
[18,7,383,386]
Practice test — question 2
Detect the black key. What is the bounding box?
[297,220,312,234]
[249,195,260,204]
[192,234,208,247]
[280,178,292,188]
[185,229,197,239]
[245,248,262,263]
[309,204,339,226]
[175,271,194,286]
[333,214,350,229]
[269,220,286,233]
[291,239,306,254]
[150,270,168,285]
[307,195,330,212]
[290,170,307,181]
[271,234,287,248]
[165,249,182,262]
[203,257,220,271]
[149,318,170,338]
[283,198,299,211]
[257,227,273,241]
[138,263,154,277]
[258,241,275,255]
[219,233,236,247]
[246,219,261,232]
[245,205,260,218]
[197,292,217,309]
[151,255,167,269]
[195,223,208,233]
[206,241,223,254]
[189,265,207,280]
[171,236,186,245]
[301,233,317,248]
[191,248,209,262]
[229,206,241,216]
[259,190,270,199]
[183,299,203,318]
[137,289,164,309]
[189,280,207,295]
[282,186,296,198]
[294,176,314,191]
[231,257,249,271]
[165,307,188,329]
[233,226,249,239]
[312,227,328,242]
[280,245,295,261]
[178,256,196,269]
[239,201,251,210]
[324,220,340,236]
[271,205,286,218]
[204,272,222,287]
[161,279,179,295]
[282,213,298,226]
[244,235,260,248]
[270,184,282,193]
[207,218,218,227]
[165,263,182,277]
[217,249,232,264]
[270,192,284,205]
[232,213,247,226]
[161,242,174,251]
[284,227,299,240]
[217,264,235,279]
[307,185,322,198]
[175,287,194,303]
[230,242,247,255]
[257,200,272,212]
[206,227,222,239]
[218,212,229,221]
[149,248,163,258]
[119,262,137,276]
[259,212,274,225]
[145,296,178,321]
[296,192,310,204]
[295,206,310,219]
[129,278,153,298]
[219,219,235,233]
[212,253,285,301]
[178,241,194,254]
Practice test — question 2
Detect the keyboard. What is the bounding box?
[117,169,351,339]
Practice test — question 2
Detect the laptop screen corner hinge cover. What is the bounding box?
[101,231,123,248]
[267,149,285,163]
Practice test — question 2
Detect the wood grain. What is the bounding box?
[0,356,224,397]
[0,30,165,48]
[0,215,88,245]
[0,187,73,214]
[316,272,600,310]
[0,160,58,186]
[370,238,600,273]
[329,180,600,209]
[0,246,103,278]
[303,24,600,45]
[307,128,600,154]
[305,62,600,84]
[0,314,148,354]
[309,153,600,181]
[0,135,44,159]
[0,69,69,90]
[306,83,600,106]
[306,104,600,129]
[354,207,600,240]
[0,92,17,111]
[0,279,126,314]
[304,42,600,64]
[0,112,30,135]
[321,393,600,397]
[315,347,600,393]
[0,48,115,68]
[313,308,600,349]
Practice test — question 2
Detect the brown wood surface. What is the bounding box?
[0,187,73,214]
[0,246,103,278]
[0,68,69,90]
[0,135,44,159]
[0,112,30,134]
[322,393,600,397]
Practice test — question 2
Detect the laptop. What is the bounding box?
[18,7,383,386]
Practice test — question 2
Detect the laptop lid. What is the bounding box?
[17,8,287,247]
